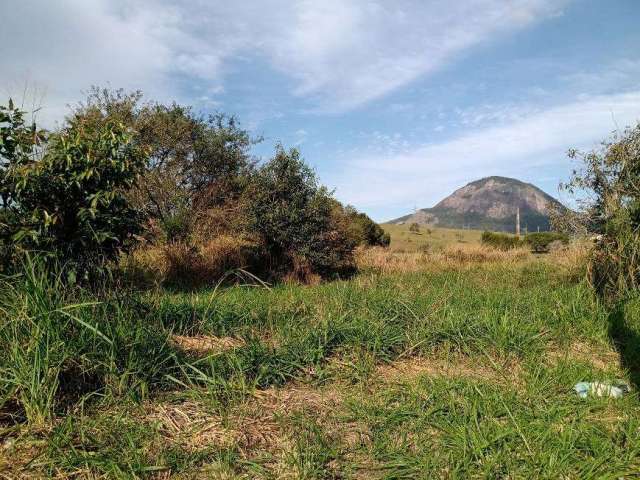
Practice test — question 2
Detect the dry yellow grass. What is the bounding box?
[170,334,245,356]
[122,235,260,287]
[545,341,621,372]
[547,239,591,283]
[356,243,532,273]
[375,352,523,386]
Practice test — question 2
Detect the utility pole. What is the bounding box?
[516,207,521,237]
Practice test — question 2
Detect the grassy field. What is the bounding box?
[381,223,482,252]
[3,246,640,478]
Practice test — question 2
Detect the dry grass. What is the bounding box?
[170,334,245,356]
[381,224,482,252]
[546,341,621,372]
[375,352,523,386]
[357,244,532,273]
[124,235,260,288]
[546,240,591,283]
[145,400,238,453]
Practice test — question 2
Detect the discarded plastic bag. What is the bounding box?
[574,380,630,399]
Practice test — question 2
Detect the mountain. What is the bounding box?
[389,176,563,232]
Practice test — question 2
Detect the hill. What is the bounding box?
[389,176,563,232]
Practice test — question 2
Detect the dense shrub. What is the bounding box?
[525,232,569,253]
[4,90,388,286]
[341,206,390,247]
[1,100,146,276]
[481,231,523,250]
[69,87,258,238]
[244,147,356,280]
[560,124,640,299]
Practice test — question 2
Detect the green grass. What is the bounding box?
[381,223,482,252]
[2,254,640,477]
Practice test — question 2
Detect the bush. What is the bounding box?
[524,232,569,253]
[244,147,356,280]
[341,206,390,247]
[69,87,258,238]
[409,222,421,233]
[1,100,146,276]
[481,231,523,250]
[560,124,640,299]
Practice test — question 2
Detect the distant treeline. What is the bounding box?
[481,231,568,253]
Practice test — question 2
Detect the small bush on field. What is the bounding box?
[481,231,522,250]
[525,232,569,253]
[409,222,421,234]
[342,206,390,247]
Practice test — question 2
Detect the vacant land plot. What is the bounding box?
[381,223,482,252]
[2,246,640,478]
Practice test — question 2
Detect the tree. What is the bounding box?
[341,205,390,247]
[560,124,640,298]
[1,99,146,274]
[244,147,356,279]
[68,87,258,240]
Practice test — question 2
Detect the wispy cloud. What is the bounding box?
[1,0,569,120]
[328,91,640,217]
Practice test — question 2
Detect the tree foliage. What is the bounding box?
[342,206,390,247]
[1,100,146,274]
[3,88,389,284]
[561,124,640,298]
[245,147,356,279]
[69,87,258,240]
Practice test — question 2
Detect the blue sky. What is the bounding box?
[2,0,640,220]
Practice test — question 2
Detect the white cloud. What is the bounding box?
[249,0,569,111]
[0,0,178,125]
[328,91,640,216]
[0,0,569,121]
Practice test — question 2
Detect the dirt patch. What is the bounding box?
[170,334,245,356]
[142,381,344,459]
[375,353,522,385]
[145,401,238,453]
[546,341,621,371]
[252,384,342,416]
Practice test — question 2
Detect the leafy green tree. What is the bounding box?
[0,100,46,268]
[1,99,146,274]
[342,206,390,247]
[245,147,356,278]
[69,87,258,239]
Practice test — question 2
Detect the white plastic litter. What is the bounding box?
[574,381,631,399]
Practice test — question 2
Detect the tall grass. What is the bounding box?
[6,248,639,477]
[0,256,182,426]
[0,248,602,428]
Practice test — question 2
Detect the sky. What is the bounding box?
[2,0,640,221]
